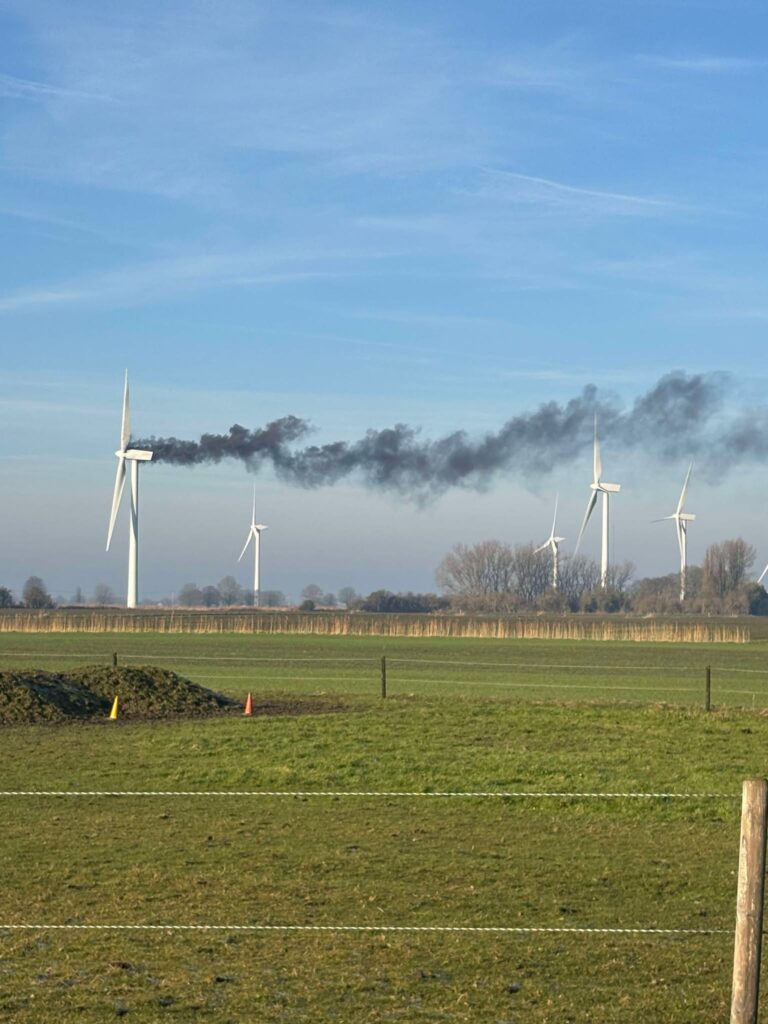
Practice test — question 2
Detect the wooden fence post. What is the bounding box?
[380,655,387,699]
[112,652,118,667]
[731,777,768,1024]
[705,665,711,712]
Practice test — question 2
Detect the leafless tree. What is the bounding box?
[511,543,551,606]
[557,555,601,610]
[605,561,635,594]
[436,540,516,608]
[703,538,756,600]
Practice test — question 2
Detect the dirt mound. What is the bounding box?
[0,670,109,724]
[0,666,237,724]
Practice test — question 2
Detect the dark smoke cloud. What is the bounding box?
[132,371,742,497]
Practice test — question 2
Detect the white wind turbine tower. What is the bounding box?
[575,417,621,588]
[238,487,268,606]
[535,495,566,590]
[655,463,696,602]
[106,371,153,609]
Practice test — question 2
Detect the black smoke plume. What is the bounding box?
[132,371,746,497]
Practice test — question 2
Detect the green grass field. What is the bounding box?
[1,629,768,706]
[2,631,768,1021]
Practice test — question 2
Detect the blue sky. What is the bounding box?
[1,0,767,602]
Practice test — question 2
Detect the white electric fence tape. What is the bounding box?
[0,923,729,935]
[0,790,735,798]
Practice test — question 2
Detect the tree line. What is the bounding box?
[435,537,766,614]
[3,537,765,614]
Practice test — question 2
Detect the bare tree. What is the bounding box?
[201,585,221,607]
[436,540,516,599]
[557,555,601,611]
[22,576,54,609]
[92,583,116,606]
[512,543,551,606]
[177,583,203,606]
[337,586,360,608]
[605,561,635,594]
[301,583,324,602]
[218,576,244,606]
[703,539,756,601]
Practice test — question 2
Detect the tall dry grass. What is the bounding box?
[0,609,749,642]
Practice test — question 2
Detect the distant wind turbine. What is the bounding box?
[575,417,621,588]
[106,371,153,609]
[238,487,268,606]
[655,463,696,602]
[535,495,565,590]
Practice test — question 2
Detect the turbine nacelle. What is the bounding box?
[118,448,153,462]
[590,482,621,494]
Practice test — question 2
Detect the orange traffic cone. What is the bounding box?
[243,692,253,716]
[109,695,119,720]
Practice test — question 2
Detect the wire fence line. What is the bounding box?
[0,789,736,799]
[0,923,730,936]
[3,650,768,674]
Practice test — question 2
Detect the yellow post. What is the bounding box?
[109,695,119,720]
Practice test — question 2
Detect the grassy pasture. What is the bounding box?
[2,631,768,1020]
[0,630,767,706]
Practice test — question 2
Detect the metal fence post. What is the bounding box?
[731,777,768,1024]
[381,655,387,699]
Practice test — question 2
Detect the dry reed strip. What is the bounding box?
[0,610,749,643]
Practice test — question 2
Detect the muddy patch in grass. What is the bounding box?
[0,667,357,725]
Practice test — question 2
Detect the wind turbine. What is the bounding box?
[535,495,565,589]
[106,371,153,609]
[575,417,621,588]
[238,487,268,606]
[655,463,696,602]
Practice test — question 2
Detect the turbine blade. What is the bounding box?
[238,531,254,562]
[593,417,602,483]
[551,493,559,538]
[759,563,768,586]
[252,484,257,527]
[106,457,126,550]
[574,490,598,554]
[534,541,549,554]
[676,462,693,515]
[120,370,130,451]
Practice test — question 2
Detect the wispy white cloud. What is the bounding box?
[467,169,679,215]
[639,55,766,73]
[0,247,377,313]
[0,70,111,101]
[337,307,508,330]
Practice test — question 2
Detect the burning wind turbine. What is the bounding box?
[106,371,153,609]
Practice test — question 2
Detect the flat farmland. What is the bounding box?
[2,631,768,1021]
[1,629,768,706]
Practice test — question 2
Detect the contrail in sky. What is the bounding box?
[132,371,752,497]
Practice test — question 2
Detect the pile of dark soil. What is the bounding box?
[0,665,237,724]
[0,670,108,724]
